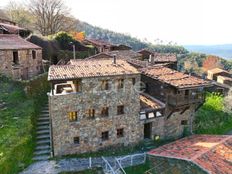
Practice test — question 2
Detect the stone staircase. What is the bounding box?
[33,104,52,161]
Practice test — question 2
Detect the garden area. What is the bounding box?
[195,92,232,134]
[0,74,50,174]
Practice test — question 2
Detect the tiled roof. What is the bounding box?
[153,53,177,63]
[84,38,112,46]
[107,50,142,59]
[0,34,41,50]
[208,68,229,74]
[48,59,139,81]
[84,52,113,60]
[142,66,211,89]
[137,49,177,62]
[140,93,165,111]
[0,23,26,34]
[148,135,232,174]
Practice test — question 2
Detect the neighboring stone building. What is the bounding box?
[48,59,144,156]
[147,135,232,174]
[137,49,177,70]
[207,68,231,81]
[0,34,42,80]
[141,66,211,139]
[217,75,232,86]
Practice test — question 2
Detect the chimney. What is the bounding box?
[149,54,154,63]
[113,54,117,64]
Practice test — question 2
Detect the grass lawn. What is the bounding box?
[124,160,151,174]
[0,75,49,174]
[195,93,232,134]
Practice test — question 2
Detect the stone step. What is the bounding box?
[41,110,49,113]
[37,121,50,126]
[39,113,49,118]
[37,139,50,145]
[35,145,50,151]
[34,149,51,156]
[37,134,50,140]
[38,117,50,121]
[37,129,50,135]
[37,125,49,130]
[33,155,50,161]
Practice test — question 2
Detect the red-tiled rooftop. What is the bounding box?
[48,59,139,81]
[208,68,229,74]
[0,22,26,34]
[84,38,112,46]
[142,66,211,89]
[107,50,142,59]
[148,135,232,174]
[0,34,41,50]
[140,93,165,111]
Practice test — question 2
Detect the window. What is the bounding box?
[181,120,188,125]
[117,79,124,89]
[117,128,124,138]
[102,131,109,141]
[13,51,19,64]
[86,109,95,119]
[68,111,77,122]
[117,105,124,115]
[132,78,136,85]
[101,80,109,90]
[101,107,109,117]
[73,137,80,145]
[185,90,189,96]
[32,50,36,59]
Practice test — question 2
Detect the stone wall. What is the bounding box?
[0,49,42,80]
[148,156,208,174]
[49,75,143,156]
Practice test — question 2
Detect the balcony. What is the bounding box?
[167,93,205,107]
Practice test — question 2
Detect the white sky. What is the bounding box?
[1,0,232,45]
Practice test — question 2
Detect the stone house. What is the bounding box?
[217,75,232,86]
[48,59,144,156]
[140,66,211,139]
[147,135,232,174]
[207,68,231,81]
[137,49,177,70]
[0,34,42,80]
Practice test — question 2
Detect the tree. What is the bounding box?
[5,1,34,29]
[29,0,77,36]
[202,55,223,71]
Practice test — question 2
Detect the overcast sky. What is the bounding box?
[1,0,232,45]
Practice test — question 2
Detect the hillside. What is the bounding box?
[185,44,232,60]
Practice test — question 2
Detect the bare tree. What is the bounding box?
[224,88,232,113]
[5,1,34,29]
[29,0,77,36]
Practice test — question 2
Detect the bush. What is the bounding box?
[194,93,232,134]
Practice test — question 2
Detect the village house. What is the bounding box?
[137,49,177,69]
[0,18,31,37]
[48,58,144,156]
[207,67,231,81]
[0,34,43,80]
[147,134,232,174]
[141,66,211,139]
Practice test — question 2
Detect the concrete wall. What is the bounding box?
[0,49,42,80]
[49,75,143,156]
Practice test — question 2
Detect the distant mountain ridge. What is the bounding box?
[184,44,232,60]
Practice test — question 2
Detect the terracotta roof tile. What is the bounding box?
[0,23,26,34]
[84,38,112,46]
[107,50,142,59]
[48,59,139,81]
[0,34,41,50]
[208,68,229,74]
[142,66,210,89]
[148,135,232,174]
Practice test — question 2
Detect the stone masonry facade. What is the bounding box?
[148,156,208,174]
[49,75,143,156]
[0,49,42,80]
